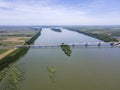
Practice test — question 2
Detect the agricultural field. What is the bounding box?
[0,27,38,46]
[0,26,40,56]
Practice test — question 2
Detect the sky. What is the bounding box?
[0,0,120,25]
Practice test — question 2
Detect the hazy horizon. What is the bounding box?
[0,25,120,26]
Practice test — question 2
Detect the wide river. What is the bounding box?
[1,28,120,90]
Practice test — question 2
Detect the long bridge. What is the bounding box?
[0,42,120,49]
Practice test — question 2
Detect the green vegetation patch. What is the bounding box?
[65,26,119,42]
[0,48,29,71]
[47,65,56,74]
[51,28,62,32]
[0,30,41,71]
[0,49,8,54]
[60,44,72,56]
[0,62,25,90]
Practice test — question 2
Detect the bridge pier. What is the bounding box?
[0,42,120,49]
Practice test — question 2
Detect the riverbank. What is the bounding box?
[0,27,38,56]
[64,27,119,42]
[0,30,41,70]
[0,48,17,60]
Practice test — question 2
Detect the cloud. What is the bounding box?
[0,0,120,25]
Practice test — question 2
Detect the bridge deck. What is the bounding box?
[0,43,120,49]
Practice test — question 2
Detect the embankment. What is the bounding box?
[0,30,41,70]
[24,30,41,45]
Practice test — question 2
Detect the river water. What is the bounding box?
[1,28,120,90]
[34,28,101,45]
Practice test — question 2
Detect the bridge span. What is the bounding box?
[0,42,120,49]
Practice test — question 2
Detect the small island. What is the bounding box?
[50,28,62,32]
[60,43,72,56]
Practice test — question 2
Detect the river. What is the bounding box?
[0,28,120,90]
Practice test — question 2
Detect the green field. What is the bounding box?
[0,49,8,54]
[0,27,41,46]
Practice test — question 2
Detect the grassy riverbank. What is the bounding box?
[64,26,120,42]
[0,27,41,54]
[0,27,41,69]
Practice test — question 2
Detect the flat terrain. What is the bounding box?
[64,26,120,42]
[0,27,37,46]
[0,26,40,56]
[0,48,17,60]
[0,49,8,54]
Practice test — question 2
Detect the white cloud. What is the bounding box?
[0,0,120,25]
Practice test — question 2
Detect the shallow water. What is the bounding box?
[1,28,120,90]
[21,48,120,90]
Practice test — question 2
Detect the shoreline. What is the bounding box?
[0,30,41,69]
[65,28,119,43]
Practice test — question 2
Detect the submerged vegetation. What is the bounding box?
[0,28,42,90]
[60,43,72,56]
[0,62,25,90]
[47,65,56,74]
[0,47,29,71]
[47,65,56,83]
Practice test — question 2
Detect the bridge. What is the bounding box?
[0,42,120,49]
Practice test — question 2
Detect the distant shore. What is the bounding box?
[64,27,119,42]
